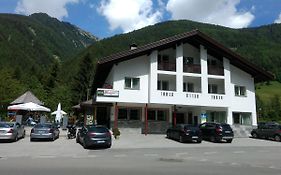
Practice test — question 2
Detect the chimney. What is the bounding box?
[130,43,137,50]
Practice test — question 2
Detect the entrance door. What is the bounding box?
[176,113,185,124]
[187,112,193,124]
[96,107,110,128]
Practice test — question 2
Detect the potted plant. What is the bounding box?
[112,128,121,139]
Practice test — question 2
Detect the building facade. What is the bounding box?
[91,30,273,134]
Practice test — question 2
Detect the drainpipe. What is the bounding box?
[114,102,118,129]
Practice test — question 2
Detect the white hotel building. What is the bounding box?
[89,30,273,134]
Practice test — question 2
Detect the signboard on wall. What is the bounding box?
[97,89,119,97]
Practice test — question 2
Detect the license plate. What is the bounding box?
[97,140,105,143]
[38,131,44,134]
[192,136,198,139]
[225,131,231,133]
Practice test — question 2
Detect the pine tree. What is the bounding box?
[71,53,95,104]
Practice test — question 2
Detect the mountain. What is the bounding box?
[0,13,97,113]
[0,13,97,72]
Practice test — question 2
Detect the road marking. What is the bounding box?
[230,162,240,166]
[268,166,280,169]
[233,151,245,154]
[175,152,189,157]
[144,154,158,157]
[88,155,100,158]
[113,154,127,158]
[203,152,217,155]
[198,158,208,162]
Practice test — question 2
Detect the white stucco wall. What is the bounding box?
[112,55,149,103]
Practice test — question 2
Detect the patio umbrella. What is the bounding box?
[7,102,51,112]
[51,103,66,123]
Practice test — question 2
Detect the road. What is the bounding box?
[0,134,281,175]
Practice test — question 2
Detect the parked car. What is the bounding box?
[30,123,60,141]
[76,125,112,149]
[199,122,234,143]
[166,124,202,143]
[251,122,281,142]
[0,122,25,142]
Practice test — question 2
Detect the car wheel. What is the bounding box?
[197,139,202,143]
[83,141,89,149]
[76,136,80,143]
[52,134,55,141]
[252,132,258,139]
[226,139,233,143]
[13,134,18,142]
[274,135,281,142]
[210,136,216,142]
[166,132,170,139]
[179,136,184,143]
[22,131,26,138]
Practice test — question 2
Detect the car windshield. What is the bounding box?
[184,125,198,130]
[221,124,232,130]
[34,124,52,128]
[0,122,14,128]
[88,126,108,133]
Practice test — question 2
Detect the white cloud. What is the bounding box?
[97,0,163,33]
[274,13,281,23]
[15,0,79,20]
[166,0,254,28]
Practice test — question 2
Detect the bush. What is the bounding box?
[112,128,120,139]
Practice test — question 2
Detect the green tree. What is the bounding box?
[71,53,95,104]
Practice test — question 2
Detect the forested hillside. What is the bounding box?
[0,13,97,115]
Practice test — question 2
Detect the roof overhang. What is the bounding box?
[92,29,274,91]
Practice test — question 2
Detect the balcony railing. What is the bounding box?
[208,65,224,76]
[158,62,176,72]
[183,64,201,74]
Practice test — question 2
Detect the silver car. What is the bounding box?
[30,123,60,141]
[0,122,26,142]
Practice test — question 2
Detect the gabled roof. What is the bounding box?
[92,29,274,91]
[10,91,43,105]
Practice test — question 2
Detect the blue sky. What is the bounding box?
[0,0,281,39]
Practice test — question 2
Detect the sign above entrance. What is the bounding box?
[97,89,119,97]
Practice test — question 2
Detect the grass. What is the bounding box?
[256,81,281,103]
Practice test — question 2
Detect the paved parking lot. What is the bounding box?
[1,130,281,175]
[0,128,280,157]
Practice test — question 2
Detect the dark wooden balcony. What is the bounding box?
[208,65,224,76]
[158,62,176,72]
[183,64,201,74]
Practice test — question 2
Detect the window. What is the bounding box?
[235,86,246,96]
[118,108,141,120]
[208,84,218,94]
[124,77,140,90]
[157,80,169,90]
[232,112,251,125]
[147,109,167,121]
[183,82,194,92]
[183,56,194,65]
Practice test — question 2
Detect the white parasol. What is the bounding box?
[8,102,51,112]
